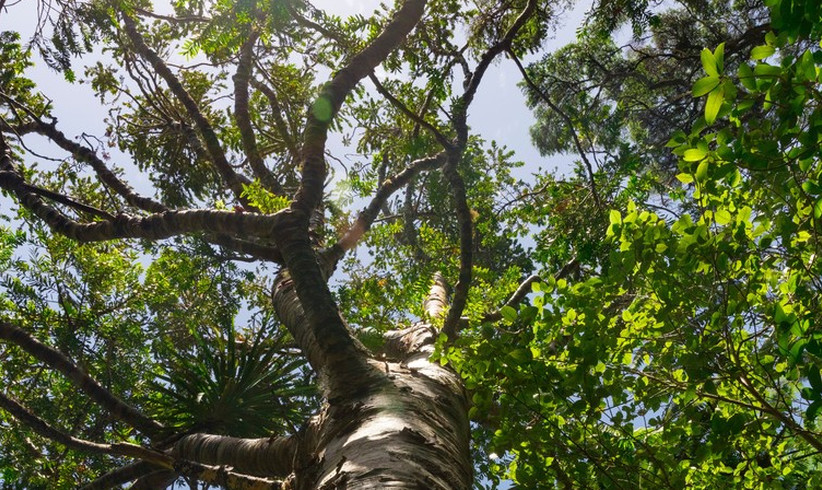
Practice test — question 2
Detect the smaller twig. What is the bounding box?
[481,258,579,324]
[368,74,453,151]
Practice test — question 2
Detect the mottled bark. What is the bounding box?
[294,357,471,489]
[173,433,300,477]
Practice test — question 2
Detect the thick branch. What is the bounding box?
[271,267,378,395]
[0,392,172,466]
[442,0,539,337]
[172,433,299,477]
[206,234,284,263]
[271,0,428,399]
[1,104,168,213]
[0,320,163,436]
[293,0,427,215]
[0,169,286,242]
[424,272,450,321]
[120,12,252,203]
[234,33,284,195]
[0,144,286,243]
[441,157,473,339]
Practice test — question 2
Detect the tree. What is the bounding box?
[1,0,822,488]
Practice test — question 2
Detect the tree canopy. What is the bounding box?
[1,0,822,488]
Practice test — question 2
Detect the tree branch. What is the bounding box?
[0,92,169,213]
[172,433,300,477]
[508,49,602,209]
[325,152,446,265]
[120,12,252,204]
[424,272,450,321]
[271,0,429,399]
[0,319,164,436]
[442,0,539,338]
[481,258,578,324]
[368,74,453,150]
[293,0,428,216]
[251,78,301,163]
[81,462,162,490]
[0,392,172,467]
[174,460,282,489]
[234,32,284,195]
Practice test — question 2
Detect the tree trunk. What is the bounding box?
[295,328,472,489]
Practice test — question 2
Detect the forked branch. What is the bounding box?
[120,12,252,204]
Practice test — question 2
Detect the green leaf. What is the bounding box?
[692,76,721,97]
[508,349,531,362]
[500,305,517,322]
[714,43,725,72]
[751,45,776,60]
[807,400,822,421]
[683,148,707,161]
[695,160,709,182]
[676,173,694,184]
[705,85,724,124]
[754,63,782,78]
[738,63,757,90]
[809,366,822,393]
[715,209,732,225]
[701,48,718,76]
[609,210,622,224]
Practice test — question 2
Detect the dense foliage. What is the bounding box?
[0,0,821,488]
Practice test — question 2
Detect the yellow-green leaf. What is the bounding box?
[693,76,720,97]
[701,48,718,76]
[705,85,724,124]
[751,45,776,60]
[500,305,517,322]
[684,148,707,161]
[696,160,709,182]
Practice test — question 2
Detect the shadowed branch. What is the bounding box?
[0,319,164,436]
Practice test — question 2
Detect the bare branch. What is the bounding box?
[368,74,453,150]
[0,319,164,436]
[270,0,429,399]
[441,158,473,339]
[508,49,602,209]
[33,117,169,213]
[325,152,446,265]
